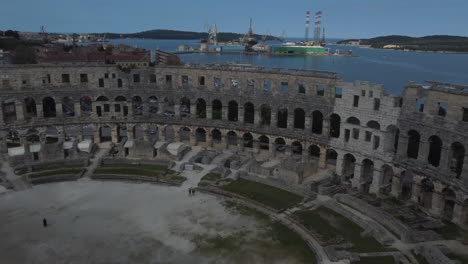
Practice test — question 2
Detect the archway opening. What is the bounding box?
[450,142,465,178]
[228,101,238,121]
[291,141,303,155]
[196,99,207,119]
[294,108,305,129]
[24,97,37,119]
[180,127,191,142]
[196,128,206,142]
[260,104,271,126]
[329,114,341,138]
[277,109,288,128]
[243,133,253,148]
[259,135,269,150]
[244,102,254,124]
[62,96,75,117]
[227,131,238,145]
[407,130,420,159]
[312,111,323,134]
[43,97,57,118]
[212,129,222,144]
[428,135,442,167]
[275,138,286,153]
[212,100,222,120]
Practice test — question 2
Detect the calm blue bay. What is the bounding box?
[108,38,468,95]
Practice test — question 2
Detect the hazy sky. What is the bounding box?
[2,0,467,38]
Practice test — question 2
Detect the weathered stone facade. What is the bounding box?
[1,63,467,226]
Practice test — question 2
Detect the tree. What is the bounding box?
[5,30,20,40]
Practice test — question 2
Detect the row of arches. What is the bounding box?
[406,130,466,177]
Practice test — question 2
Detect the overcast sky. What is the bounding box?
[1,0,467,38]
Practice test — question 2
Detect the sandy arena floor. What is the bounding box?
[0,180,308,264]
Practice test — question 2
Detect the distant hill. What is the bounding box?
[98,29,281,42]
[337,35,468,52]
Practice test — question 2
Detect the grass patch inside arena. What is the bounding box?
[446,253,468,263]
[221,178,303,210]
[292,206,395,253]
[222,201,317,263]
[94,164,185,183]
[29,169,83,179]
[34,164,84,172]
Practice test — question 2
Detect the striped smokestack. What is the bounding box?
[305,11,311,41]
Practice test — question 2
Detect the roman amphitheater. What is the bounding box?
[1,63,468,264]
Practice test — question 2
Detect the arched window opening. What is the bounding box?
[259,136,270,150]
[24,97,37,119]
[243,133,253,148]
[133,125,144,140]
[100,126,112,142]
[380,165,394,195]
[291,141,303,155]
[312,111,323,134]
[277,108,288,128]
[196,128,206,142]
[163,98,175,117]
[227,131,238,145]
[275,138,286,152]
[180,97,191,117]
[343,154,356,181]
[294,108,305,129]
[260,104,271,126]
[212,129,222,144]
[308,145,320,159]
[45,127,59,144]
[196,98,207,119]
[42,97,57,118]
[62,96,75,117]
[420,178,434,209]
[346,117,361,126]
[148,96,158,114]
[427,135,442,167]
[442,188,456,221]
[361,159,374,193]
[400,170,413,201]
[244,102,255,124]
[407,130,420,159]
[367,120,381,130]
[228,101,238,121]
[132,96,143,116]
[326,149,338,166]
[180,127,191,142]
[80,96,92,116]
[212,100,222,120]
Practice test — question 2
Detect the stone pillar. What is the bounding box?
[239,107,244,123]
[452,203,464,225]
[439,146,450,172]
[318,147,327,169]
[189,131,196,145]
[224,135,229,149]
[93,128,100,143]
[269,142,276,157]
[0,137,7,154]
[305,116,312,132]
[417,139,429,163]
[335,153,344,176]
[111,124,118,143]
[431,191,444,216]
[55,103,63,118]
[74,103,81,118]
[287,114,294,130]
[57,126,65,142]
[174,129,181,142]
[222,106,228,120]
[36,104,43,119]
[462,157,468,184]
[254,109,260,126]
[15,102,25,121]
[411,182,422,204]
[207,106,212,120]
[190,104,196,118]
[143,128,150,142]
[157,102,164,114]
[174,104,180,117]
[396,135,408,158]
[391,175,401,198]
[127,128,134,140]
[0,107,4,124]
[207,132,213,147]
[271,111,277,128]
[239,138,244,152]
[322,119,330,136]
[351,163,362,189]
[127,103,133,117]
[369,168,382,194]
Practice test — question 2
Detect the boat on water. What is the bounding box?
[274,41,328,55]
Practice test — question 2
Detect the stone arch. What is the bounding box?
[2,98,17,122]
[244,102,255,124]
[312,110,323,134]
[361,159,374,193]
[115,96,127,102]
[277,108,288,128]
[147,125,158,142]
[228,101,238,121]
[380,165,394,195]
[96,96,109,102]
[6,129,20,148]
[291,141,303,155]
[227,131,238,145]
[42,97,56,118]
[180,97,191,116]
[62,96,75,117]
[80,96,92,115]
[196,98,207,119]
[163,97,175,116]
[45,127,59,144]
[24,97,37,118]
[82,124,94,140]
[260,104,271,126]
[212,100,222,120]
[275,138,286,152]
[211,129,222,144]
[428,135,442,167]
[243,133,253,148]
[407,130,420,159]
[342,153,356,180]
[346,116,360,125]
[117,124,127,142]
[100,125,112,142]
[419,178,434,209]
[148,96,158,114]
[196,128,206,142]
[25,128,40,143]
[132,96,143,116]
[180,127,191,142]
[326,149,338,168]
[400,170,413,201]
[329,114,341,138]
[259,135,270,150]
[293,108,305,129]
[366,120,381,130]
[450,142,465,178]
[442,188,457,221]
[308,145,320,160]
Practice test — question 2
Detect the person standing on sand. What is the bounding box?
[43,218,47,227]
